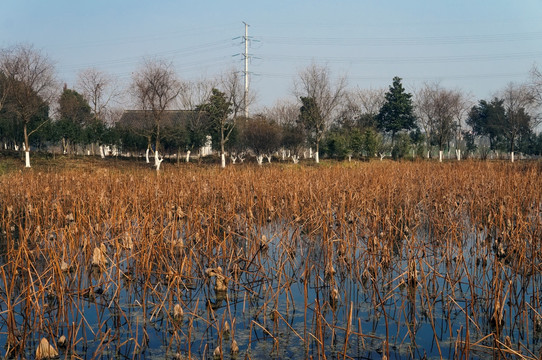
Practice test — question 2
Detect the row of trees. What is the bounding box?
[1,43,542,169]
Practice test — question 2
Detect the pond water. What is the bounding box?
[1,209,541,360]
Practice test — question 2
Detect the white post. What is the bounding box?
[25,151,31,168]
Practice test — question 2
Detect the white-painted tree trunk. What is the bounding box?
[256,155,264,165]
[186,150,191,163]
[511,151,515,163]
[292,155,299,164]
[99,145,105,158]
[145,148,150,163]
[238,154,245,163]
[439,150,443,163]
[282,150,286,161]
[309,148,313,158]
[221,153,226,168]
[231,155,237,164]
[314,151,319,163]
[14,144,19,151]
[25,151,31,168]
[379,153,385,161]
[456,149,461,161]
[155,150,163,171]
[265,154,272,163]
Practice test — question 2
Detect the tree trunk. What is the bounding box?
[23,123,31,168]
[155,150,163,171]
[220,127,226,168]
[145,148,150,163]
[186,150,191,163]
[439,150,443,163]
[511,151,515,163]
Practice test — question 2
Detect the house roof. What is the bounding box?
[118,110,206,130]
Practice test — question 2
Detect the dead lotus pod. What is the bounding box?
[36,338,58,360]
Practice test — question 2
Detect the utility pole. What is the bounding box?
[243,22,249,119]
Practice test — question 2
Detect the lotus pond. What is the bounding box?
[1,160,541,359]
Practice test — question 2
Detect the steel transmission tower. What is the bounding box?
[243,22,249,118]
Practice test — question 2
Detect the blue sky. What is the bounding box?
[1,1,541,110]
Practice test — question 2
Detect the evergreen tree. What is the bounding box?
[376,77,417,141]
[57,87,92,154]
[195,88,233,167]
[466,98,506,150]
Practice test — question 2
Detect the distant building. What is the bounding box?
[117,110,212,156]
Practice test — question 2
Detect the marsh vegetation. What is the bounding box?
[1,160,541,359]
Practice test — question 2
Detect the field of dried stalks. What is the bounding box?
[1,160,541,359]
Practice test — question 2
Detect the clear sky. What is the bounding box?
[1,0,541,110]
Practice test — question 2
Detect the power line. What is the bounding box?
[257,31,542,47]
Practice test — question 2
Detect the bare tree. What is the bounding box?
[76,68,120,124]
[220,69,256,119]
[294,63,347,163]
[415,82,460,162]
[176,78,215,160]
[263,99,299,127]
[242,115,282,165]
[497,82,537,162]
[76,68,120,156]
[529,65,542,123]
[130,58,182,171]
[262,99,304,161]
[338,87,385,129]
[450,90,473,161]
[0,44,56,167]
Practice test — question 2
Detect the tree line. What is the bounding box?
[1,44,542,169]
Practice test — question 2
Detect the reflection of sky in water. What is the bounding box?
[1,215,541,359]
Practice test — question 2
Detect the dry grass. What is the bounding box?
[0,159,541,359]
